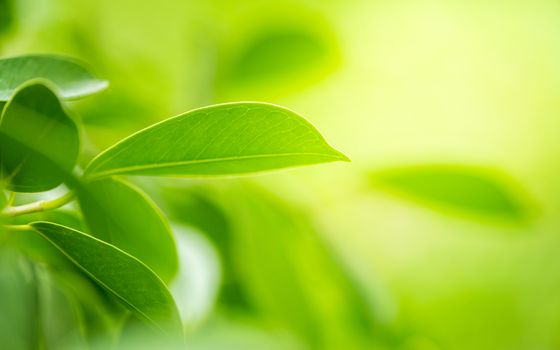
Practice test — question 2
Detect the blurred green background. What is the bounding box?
[3,0,560,349]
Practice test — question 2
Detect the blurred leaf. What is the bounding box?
[77,177,178,283]
[169,226,221,327]
[33,265,88,349]
[212,184,377,349]
[0,248,38,350]
[161,186,251,311]
[84,102,348,179]
[222,22,338,96]
[0,81,79,192]
[370,164,533,223]
[0,54,108,101]
[30,221,183,335]
[0,0,15,36]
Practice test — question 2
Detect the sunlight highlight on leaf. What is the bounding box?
[84,102,348,179]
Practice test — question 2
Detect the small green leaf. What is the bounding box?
[30,221,182,335]
[370,164,533,222]
[0,81,79,192]
[0,54,108,101]
[77,178,178,283]
[84,102,348,179]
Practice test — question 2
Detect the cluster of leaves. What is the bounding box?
[0,54,349,347]
[0,54,535,350]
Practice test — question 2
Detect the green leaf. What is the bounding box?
[189,184,377,349]
[0,248,38,350]
[77,177,178,283]
[30,221,182,335]
[11,210,87,269]
[370,164,534,222]
[33,265,88,350]
[224,23,338,91]
[84,102,348,179]
[0,0,15,35]
[0,81,80,192]
[0,54,108,101]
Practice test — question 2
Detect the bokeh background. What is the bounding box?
[2,0,560,349]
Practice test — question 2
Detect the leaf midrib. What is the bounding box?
[86,151,347,179]
[31,223,172,333]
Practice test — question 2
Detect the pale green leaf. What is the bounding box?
[0,81,79,192]
[30,221,182,335]
[0,54,108,101]
[84,102,348,179]
[193,184,377,349]
[370,164,533,222]
[77,177,178,283]
[224,24,338,91]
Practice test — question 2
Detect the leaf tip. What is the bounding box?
[336,150,351,163]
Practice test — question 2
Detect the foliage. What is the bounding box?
[0,1,546,349]
[0,54,349,348]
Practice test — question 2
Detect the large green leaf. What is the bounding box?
[370,164,533,222]
[77,177,178,283]
[30,221,182,335]
[202,184,377,349]
[0,54,108,101]
[84,102,348,179]
[0,81,79,192]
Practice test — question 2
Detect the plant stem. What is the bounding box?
[5,224,33,231]
[6,192,16,207]
[2,191,74,217]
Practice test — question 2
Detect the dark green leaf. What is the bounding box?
[0,54,108,101]
[0,81,79,192]
[30,221,182,335]
[0,0,15,35]
[370,164,533,222]
[84,102,348,179]
[77,177,178,283]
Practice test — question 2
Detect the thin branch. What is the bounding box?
[2,191,74,217]
[6,192,16,207]
[5,224,33,231]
